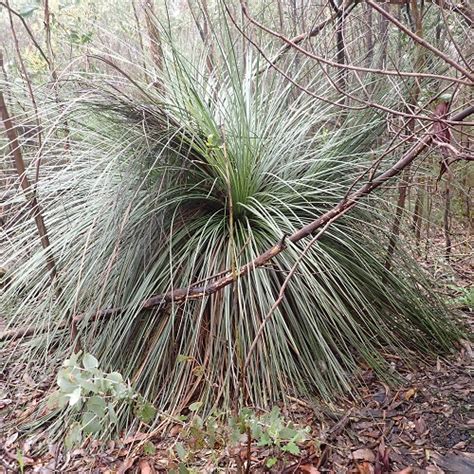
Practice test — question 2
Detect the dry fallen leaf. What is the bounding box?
[169,424,182,437]
[122,432,148,445]
[118,456,136,474]
[300,464,321,474]
[22,372,36,387]
[139,459,154,474]
[353,448,375,463]
[459,339,473,360]
[425,465,445,473]
[395,468,413,474]
[404,388,417,401]
[414,416,426,435]
[431,452,474,474]
[4,432,19,449]
[357,461,375,474]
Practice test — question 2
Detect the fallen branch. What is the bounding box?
[243,217,339,373]
[2,105,472,342]
[79,104,474,317]
[0,322,67,341]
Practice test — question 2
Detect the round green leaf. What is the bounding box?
[68,387,82,407]
[64,422,82,449]
[82,353,99,371]
[86,395,106,417]
[82,412,102,434]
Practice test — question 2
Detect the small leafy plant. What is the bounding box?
[446,284,474,310]
[231,406,311,457]
[173,404,311,471]
[48,351,156,448]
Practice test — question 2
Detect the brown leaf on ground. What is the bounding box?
[353,448,375,463]
[169,424,182,437]
[122,432,148,445]
[404,388,417,401]
[357,460,375,474]
[299,464,321,473]
[431,452,474,474]
[414,416,426,435]
[118,456,136,474]
[139,459,155,474]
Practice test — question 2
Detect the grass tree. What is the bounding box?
[0,10,462,435]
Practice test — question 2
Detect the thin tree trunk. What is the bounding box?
[5,0,43,161]
[144,0,164,90]
[411,176,424,248]
[444,173,452,262]
[466,186,472,234]
[44,0,71,155]
[385,0,424,268]
[132,0,150,82]
[276,0,284,31]
[334,0,346,90]
[365,2,374,68]
[0,90,80,348]
[384,167,411,271]
[187,0,215,73]
[424,177,433,261]
[377,3,390,69]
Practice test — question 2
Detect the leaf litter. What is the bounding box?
[1,323,472,473]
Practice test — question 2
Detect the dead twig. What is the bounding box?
[77,104,474,318]
[366,0,474,81]
[240,1,472,86]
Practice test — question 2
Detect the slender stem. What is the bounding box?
[366,0,473,81]
[240,1,472,86]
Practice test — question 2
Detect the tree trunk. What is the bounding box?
[444,174,452,262]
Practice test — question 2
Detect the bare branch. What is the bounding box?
[258,0,356,74]
[0,1,50,67]
[0,89,80,348]
[240,1,472,86]
[70,104,474,322]
[366,0,473,81]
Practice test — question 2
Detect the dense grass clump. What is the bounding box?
[0,34,460,425]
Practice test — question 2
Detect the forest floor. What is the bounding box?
[0,314,472,474]
[0,226,472,474]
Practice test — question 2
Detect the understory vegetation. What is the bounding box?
[0,0,471,467]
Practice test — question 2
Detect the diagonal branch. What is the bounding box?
[366,0,473,81]
[0,89,81,348]
[0,1,50,67]
[71,104,474,322]
[0,91,56,279]
[240,1,472,86]
[1,105,471,342]
[258,0,356,74]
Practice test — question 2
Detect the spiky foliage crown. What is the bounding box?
[1,18,459,427]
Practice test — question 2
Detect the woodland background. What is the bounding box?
[0,0,472,472]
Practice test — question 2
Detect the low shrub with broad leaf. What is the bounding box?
[47,352,156,448]
[173,405,311,470]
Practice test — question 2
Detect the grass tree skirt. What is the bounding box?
[0,39,462,430]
